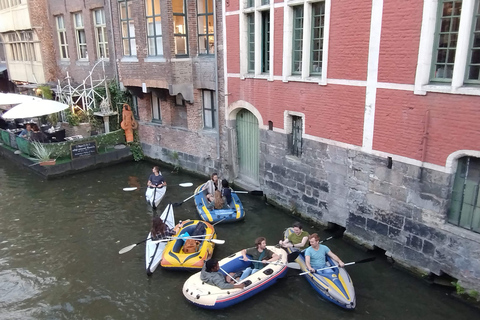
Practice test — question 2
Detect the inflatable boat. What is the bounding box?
[193,184,245,223]
[182,246,287,309]
[145,186,166,208]
[161,220,216,270]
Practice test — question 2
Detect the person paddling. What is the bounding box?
[305,233,345,273]
[147,166,166,188]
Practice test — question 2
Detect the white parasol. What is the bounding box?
[1,98,70,119]
[0,93,41,106]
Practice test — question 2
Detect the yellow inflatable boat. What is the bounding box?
[160,220,216,270]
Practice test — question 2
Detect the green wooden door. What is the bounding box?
[236,109,259,181]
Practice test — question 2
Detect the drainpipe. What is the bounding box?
[106,0,119,83]
[420,109,430,180]
[213,0,220,160]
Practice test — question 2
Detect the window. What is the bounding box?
[197,0,214,55]
[431,0,461,82]
[416,0,480,94]
[292,6,304,75]
[73,13,88,60]
[261,11,270,73]
[173,0,188,56]
[0,0,25,9]
[4,31,39,62]
[247,13,255,73]
[93,8,109,59]
[0,40,5,62]
[152,93,161,122]
[146,0,163,56]
[311,2,325,75]
[131,95,139,120]
[55,15,69,60]
[119,0,136,56]
[290,116,303,157]
[449,157,480,233]
[202,90,215,129]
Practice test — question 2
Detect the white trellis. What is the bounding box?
[56,59,111,115]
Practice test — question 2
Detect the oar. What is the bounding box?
[118,238,151,254]
[172,192,200,206]
[299,257,376,275]
[241,258,301,269]
[123,182,192,191]
[233,190,263,196]
[152,237,225,244]
[220,267,240,284]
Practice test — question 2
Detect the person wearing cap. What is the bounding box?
[279,221,310,251]
[200,258,245,289]
[305,233,345,273]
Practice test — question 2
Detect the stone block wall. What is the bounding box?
[260,129,480,293]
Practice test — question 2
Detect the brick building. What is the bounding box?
[224,0,480,292]
[46,0,116,83]
[109,0,226,172]
[0,0,57,88]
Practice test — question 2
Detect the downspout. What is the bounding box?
[106,0,119,82]
[213,0,220,160]
[420,109,430,180]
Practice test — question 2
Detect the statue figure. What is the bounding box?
[120,104,138,142]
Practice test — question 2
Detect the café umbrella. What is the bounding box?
[1,99,69,119]
[0,93,41,106]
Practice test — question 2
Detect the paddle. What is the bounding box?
[123,182,192,191]
[220,267,240,284]
[233,190,263,196]
[118,238,151,254]
[241,258,301,270]
[152,236,225,244]
[172,192,200,206]
[299,257,376,275]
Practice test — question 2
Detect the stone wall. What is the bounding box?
[260,129,480,293]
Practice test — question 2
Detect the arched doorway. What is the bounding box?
[236,109,259,182]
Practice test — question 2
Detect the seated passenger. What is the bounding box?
[147,166,166,188]
[200,259,245,289]
[240,237,279,280]
[202,172,221,207]
[279,221,310,251]
[18,123,32,139]
[150,216,177,241]
[305,233,345,273]
[221,179,232,208]
[29,124,48,143]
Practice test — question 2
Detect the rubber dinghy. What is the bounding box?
[182,246,287,309]
[145,203,175,275]
[193,184,245,223]
[161,220,216,270]
[145,186,167,208]
[284,228,356,309]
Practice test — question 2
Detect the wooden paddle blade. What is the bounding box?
[123,187,138,191]
[118,244,136,254]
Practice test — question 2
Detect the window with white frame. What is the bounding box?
[173,0,188,56]
[93,8,109,59]
[202,90,215,129]
[242,0,271,75]
[197,0,214,55]
[449,156,480,233]
[282,0,329,81]
[416,0,480,94]
[55,15,69,60]
[152,93,161,122]
[146,0,163,56]
[119,0,136,56]
[0,0,26,9]
[73,13,88,60]
[3,31,40,62]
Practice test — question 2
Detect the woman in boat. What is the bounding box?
[150,216,177,241]
[240,237,279,280]
[202,172,221,205]
[147,166,166,188]
[305,233,345,273]
[30,124,48,143]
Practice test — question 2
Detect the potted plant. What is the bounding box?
[31,141,56,166]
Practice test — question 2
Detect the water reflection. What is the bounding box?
[0,160,478,319]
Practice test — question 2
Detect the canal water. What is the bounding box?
[0,160,479,320]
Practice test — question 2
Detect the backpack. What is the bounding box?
[184,239,199,253]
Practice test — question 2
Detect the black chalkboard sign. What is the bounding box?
[70,141,97,159]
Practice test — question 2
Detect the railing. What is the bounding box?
[1,128,126,159]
